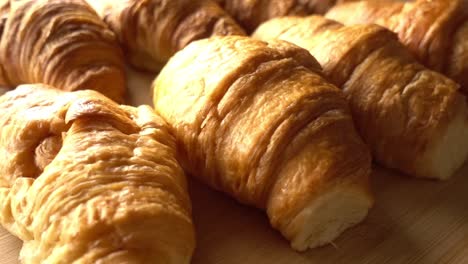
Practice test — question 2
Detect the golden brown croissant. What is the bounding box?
[253,15,468,180]
[86,0,246,72]
[0,0,126,102]
[0,85,195,263]
[214,0,339,33]
[153,36,373,251]
[326,0,468,95]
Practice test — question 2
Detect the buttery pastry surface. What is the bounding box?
[0,0,126,102]
[0,85,195,263]
[153,36,373,251]
[326,0,468,94]
[86,0,246,72]
[214,0,339,32]
[254,16,468,180]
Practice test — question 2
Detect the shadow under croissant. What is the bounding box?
[355,164,468,264]
[187,173,396,264]
[125,67,156,106]
[188,161,468,263]
[188,177,301,264]
[0,87,7,96]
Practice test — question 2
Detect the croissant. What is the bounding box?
[153,36,373,251]
[214,0,339,33]
[253,15,468,180]
[326,0,468,95]
[0,0,126,102]
[0,85,195,263]
[85,0,246,72]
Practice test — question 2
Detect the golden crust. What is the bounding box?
[0,0,126,102]
[86,0,246,72]
[215,0,339,32]
[153,36,372,250]
[254,16,468,179]
[326,0,468,94]
[0,85,195,263]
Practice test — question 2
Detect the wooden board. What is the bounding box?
[1,70,468,264]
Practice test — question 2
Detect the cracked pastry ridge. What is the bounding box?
[153,36,373,251]
[253,15,468,180]
[0,0,126,102]
[0,85,195,263]
[86,0,246,72]
[326,0,468,94]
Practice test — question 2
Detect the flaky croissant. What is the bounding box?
[0,0,126,102]
[326,0,468,95]
[153,36,373,251]
[214,0,339,32]
[0,85,195,263]
[86,0,246,72]
[254,15,468,180]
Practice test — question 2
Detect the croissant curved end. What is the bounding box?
[415,104,468,180]
[289,186,372,251]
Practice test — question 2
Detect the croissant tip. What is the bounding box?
[413,104,468,180]
[288,186,373,252]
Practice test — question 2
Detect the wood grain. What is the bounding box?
[0,69,467,264]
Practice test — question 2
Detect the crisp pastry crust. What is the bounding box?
[0,85,195,263]
[214,0,339,33]
[326,0,468,94]
[153,36,373,251]
[86,0,246,72]
[254,15,468,180]
[0,0,126,103]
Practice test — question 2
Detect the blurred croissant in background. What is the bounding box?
[86,0,246,72]
[327,0,468,94]
[0,85,195,263]
[214,0,340,32]
[0,0,126,102]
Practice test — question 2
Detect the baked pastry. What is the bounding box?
[153,36,373,251]
[0,84,195,263]
[253,15,468,180]
[214,0,339,33]
[326,0,468,94]
[0,0,126,102]
[86,0,246,72]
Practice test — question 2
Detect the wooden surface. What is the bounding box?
[1,70,468,263]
